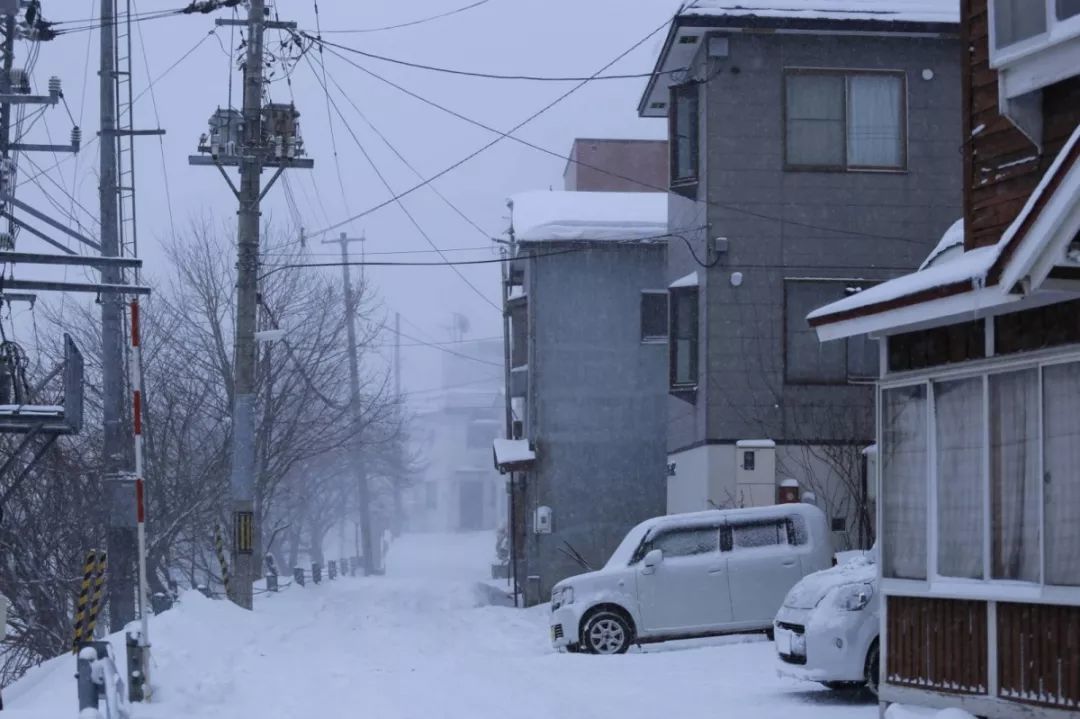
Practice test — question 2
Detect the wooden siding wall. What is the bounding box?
[998,602,1080,709]
[886,596,988,694]
[963,0,1080,251]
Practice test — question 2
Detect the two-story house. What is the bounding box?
[810,1,1080,715]
[638,1,962,548]
[497,185,670,606]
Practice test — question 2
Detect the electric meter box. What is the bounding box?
[534,506,552,534]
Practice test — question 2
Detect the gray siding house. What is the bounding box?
[638,1,962,548]
[500,190,669,605]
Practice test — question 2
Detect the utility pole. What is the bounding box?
[322,233,375,575]
[99,0,137,631]
[190,0,313,609]
[392,312,403,536]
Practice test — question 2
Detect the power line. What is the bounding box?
[319,44,941,249]
[300,14,675,237]
[311,0,492,34]
[305,34,682,82]
[303,52,501,312]
[313,52,492,241]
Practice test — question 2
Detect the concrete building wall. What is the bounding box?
[520,242,668,599]
[564,139,669,193]
[665,31,962,524]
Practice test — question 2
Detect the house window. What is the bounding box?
[883,357,1080,588]
[641,291,668,343]
[994,0,1047,48]
[510,300,527,369]
[466,422,494,449]
[670,83,699,188]
[785,280,878,384]
[785,70,905,171]
[1042,362,1080,586]
[935,377,985,579]
[742,451,755,471]
[1062,0,1080,19]
[989,369,1040,582]
[881,384,927,580]
[670,287,699,389]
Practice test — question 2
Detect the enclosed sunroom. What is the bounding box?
[808,125,1080,717]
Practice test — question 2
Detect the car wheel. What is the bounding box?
[821,681,862,691]
[864,640,880,698]
[582,611,632,655]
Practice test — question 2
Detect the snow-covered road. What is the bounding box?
[3,532,878,718]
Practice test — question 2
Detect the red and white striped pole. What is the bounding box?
[130,299,151,693]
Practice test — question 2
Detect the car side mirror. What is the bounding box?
[643,549,663,570]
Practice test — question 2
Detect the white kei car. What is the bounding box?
[550,504,830,654]
[773,548,880,695]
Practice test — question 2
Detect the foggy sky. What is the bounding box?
[15,0,679,394]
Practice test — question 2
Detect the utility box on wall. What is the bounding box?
[534,506,552,534]
[735,439,776,507]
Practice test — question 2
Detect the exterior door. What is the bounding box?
[725,518,805,626]
[636,525,732,634]
[458,480,484,530]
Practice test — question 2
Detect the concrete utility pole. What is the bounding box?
[100,0,137,630]
[322,233,375,576]
[190,0,312,609]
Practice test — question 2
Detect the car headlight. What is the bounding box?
[831,582,874,612]
[551,586,574,610]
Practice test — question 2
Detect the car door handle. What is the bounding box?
[708,566,725,574]
[782,559,797,567]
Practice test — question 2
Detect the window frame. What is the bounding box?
[669,82,700,192]
[669,286,699,391]
[640,290,669,344]
[989,0,1080,69]
[878,347,1080,604]
[783,68,908,173]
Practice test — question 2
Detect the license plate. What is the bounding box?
[774,628,792,654]
[550,626,556,641]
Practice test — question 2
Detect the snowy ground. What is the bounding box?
[3,532,877,718]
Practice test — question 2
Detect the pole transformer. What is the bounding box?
[190,1,312,609]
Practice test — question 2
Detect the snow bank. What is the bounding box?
[885,705,977,719]
[509,190,668,243]
[681,1,958,24]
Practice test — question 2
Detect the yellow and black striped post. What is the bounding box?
[72,549,98,653]
[214,525,230,598]
[86,551,107,639]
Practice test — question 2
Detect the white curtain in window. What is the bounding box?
[935,378,984,579]
[990,369,1040,582]
[1042,362,1080,585]
[847,75,902,168]
[882,385,928,580]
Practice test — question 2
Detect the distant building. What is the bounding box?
[563,138,668,193]
[497,189,669,605]
[406,339,506,533]
[637,0,963,549]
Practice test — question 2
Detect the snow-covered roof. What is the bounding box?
[918,218,964,271]
[670,271,698,288]
[680,1,959,24]
[809,122,1080,341]
[492,438,536,472]
[736,438,775,449]
[509,191,668,243]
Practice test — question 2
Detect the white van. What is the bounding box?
[550,504,831,654]
[773,548,880,695]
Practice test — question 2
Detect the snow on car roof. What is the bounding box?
[509,190,669,243]
[679,0,959,24]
